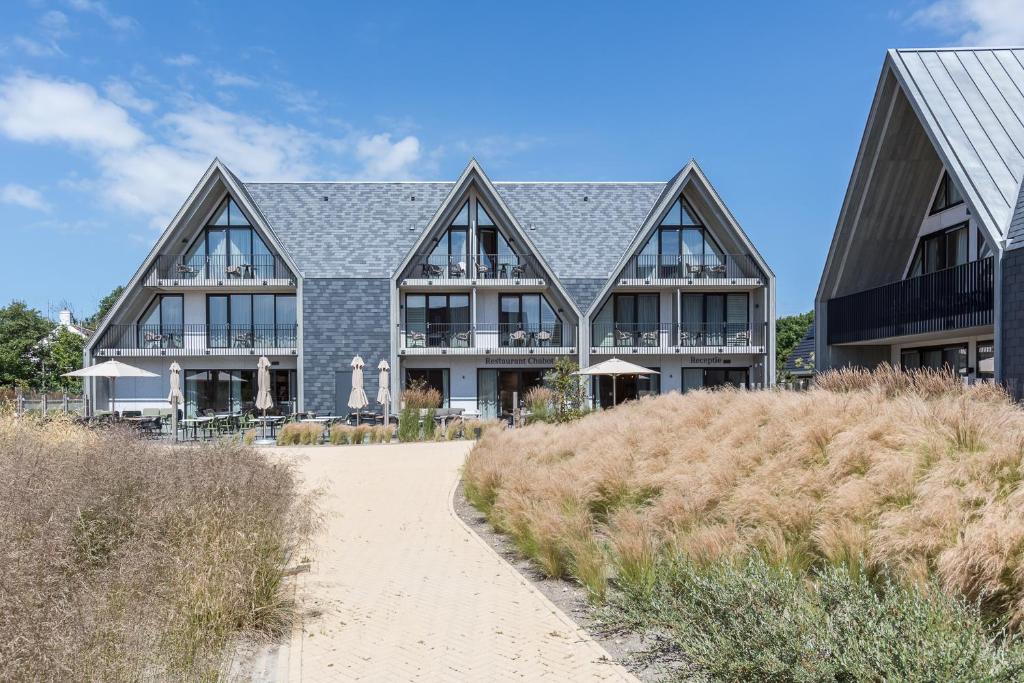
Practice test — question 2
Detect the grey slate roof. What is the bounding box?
[783,325,815,377]
[243,181,665,280]
[890,48,1024,247]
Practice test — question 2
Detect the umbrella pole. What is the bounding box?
[172,396,178,443]
[612,374,617,407]
[111,377,116,417]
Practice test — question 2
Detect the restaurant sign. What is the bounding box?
[483,356,557,366]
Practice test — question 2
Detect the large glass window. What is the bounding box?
[138,295,183,349]
[977,340,994,381]
[427,201,470,278]
[908,222,969,277]
[207,294,296,348]
[682,367,748,392]
[499,294,560,346]
[635,197,724,278]
[404,294,470,347]
[185,368,296,417]
[404,368,450,407]
[900,343,967,376]
[611,293,659,347]
[477,369,544,420]
[182,198,275,279]
[680,293,749,346]
[930,171,964,214]
[594,367,660,408]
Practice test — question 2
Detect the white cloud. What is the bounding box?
[164,53,199,67]
[66,0,137,33]
[12,36,60,57]
[40,10,71,39]
[354,133,421,179]
[0,74,145,149]
[209,69,259,88]
[911,0,1024,45]
[0,183,50,212]
[103,78,155,113]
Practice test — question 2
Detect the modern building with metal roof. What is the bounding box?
[82,157,774,418]
[816,47,1024,392]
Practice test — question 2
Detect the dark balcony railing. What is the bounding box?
[146,254,292,284]
[621,254,762,280]
[408,253,536,280]
[827,257,994,345]
[401,322,571,349]
[591,322,766,348]
[96,324,298,353]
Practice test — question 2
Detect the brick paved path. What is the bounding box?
[268,441,636,682]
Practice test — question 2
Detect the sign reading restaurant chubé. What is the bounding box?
[483,356,559,366]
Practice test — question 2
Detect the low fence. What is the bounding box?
[7,391,89,416]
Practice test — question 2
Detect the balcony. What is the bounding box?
[399,322,576,355]
[400,253,545,287]
[827,257,994,345]
[591,322,767,354]
[618,254,764,287]
[94,324,298,357]
[145,254,295,288]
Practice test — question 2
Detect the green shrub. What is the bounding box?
[276,423,321,446]
[423,407,437,439]
[608,555,1024,682]
[350,425,368,445]
[328,425,351,445]
[397,407,419,442]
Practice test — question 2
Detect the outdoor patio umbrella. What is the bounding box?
[256,356,274,443]
[64,359,158,416]
[376,359,391,426]
[168,361,183,442]
[574,357,659,407]
[348,355,369,424]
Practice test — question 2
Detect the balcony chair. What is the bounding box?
[639,329,658,346]
[143,330,166,347]
[685,262,703,278]
[176,262,200,277]
[615,328,634,346]
[535,329,552,346]
[421,262,444,278]
[449,261,466,278]
[707,263,727,277]
[232,331,255,348]
[407,330,426,348]
[732,330,750,346]
[508,329,527,346]
[452,330,471,347]
[475,260,490,278]
[509,263,526,278]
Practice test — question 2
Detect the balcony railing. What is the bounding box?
[620,254,762,281]
[401,322,571,349]
[407,253,537,280]
[591,322,766,349]
[145,254,292,285]
[827,257,994,345]
[96,324,298,354]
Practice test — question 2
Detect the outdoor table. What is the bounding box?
[179,416,213,440]
[254,416,284,440]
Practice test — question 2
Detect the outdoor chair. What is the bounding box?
[732,330,751,346]
[475,260,490,278]
[707,263,727,277]
[640,330,658,346]
[421,262,444,278]
[452,330,471,347]
[535,329,552,346]
[176,263,199,277]
[449,261,466,278]
[685,262,703,278]
[407,330,426,348]
[509,263,526,278]
[143,330,165,347]
[123,410,142,418]
[232,331,254,348]
[508,329,527,346]
[615,328,634,346]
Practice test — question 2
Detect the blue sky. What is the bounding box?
[1,1,1021,319]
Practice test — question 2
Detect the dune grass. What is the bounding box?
[0,414,316,681]
[464,366,1024,677]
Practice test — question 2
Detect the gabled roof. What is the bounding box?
[582,160,774,316]
[888,48,1024,248]
[783,325,815,376]
[244,177,664,282]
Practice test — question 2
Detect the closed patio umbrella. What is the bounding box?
[64,359,159,416]
[168,361,183,441]
[574,357,659,407]
[377,359,391,426]
[256,356,274,442]
[348,356,369,424]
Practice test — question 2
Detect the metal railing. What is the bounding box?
[620,254,762,280]
[591,322,766,348]
[146,254,292,284]
[96,324,298,352]
[408,253,536,280]
[827,257,994,345]
[401,322,571,349]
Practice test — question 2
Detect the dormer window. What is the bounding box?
[420,193,524,279]
[183,198,276,279]
[930,171,964,214]
[427,201,470,277]
[908,222,968,277]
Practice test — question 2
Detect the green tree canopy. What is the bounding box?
[776,311,814,380]
[0,302,53,389]
[83,285,124,329]
[37,328,86,393]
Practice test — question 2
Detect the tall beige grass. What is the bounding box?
[464,368,1024,623]
[0,414,316,681]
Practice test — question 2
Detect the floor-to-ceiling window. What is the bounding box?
[900,343,968,375]
[138,294,183,349]
[908,222,969,277]
[610,293,659,347]
[404,294,470,347]
[977,340,994,381]
[182,198,276,279]
[680,293,749,346]
[594,367,660,408]
[635,197,725,278]
[404,368,450,407]
[207,293,296,348]
[477,369,545,420]
[499,294,561,346]
[185,368,296,417]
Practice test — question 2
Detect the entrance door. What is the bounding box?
[497,370,543,418]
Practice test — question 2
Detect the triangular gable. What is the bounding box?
[584,161,774,317]
[391,159,583,319]
[85,159,302,352]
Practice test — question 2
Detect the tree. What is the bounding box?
[543,357,588,422]
[36,329,85,393]
[0,302,53,389]
[83,285,124,329]
[776,311,814,380]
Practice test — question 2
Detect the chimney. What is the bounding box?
[59,309,73,326]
